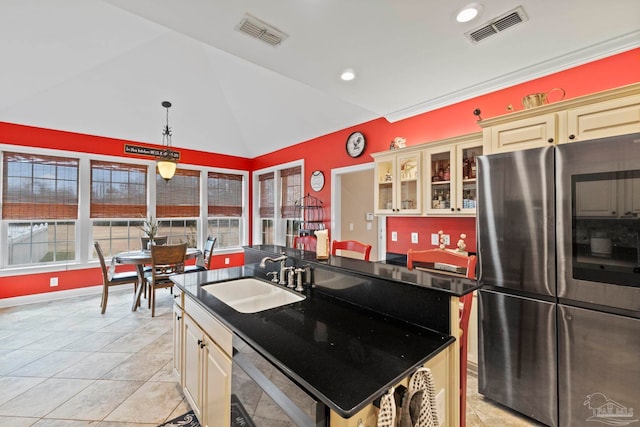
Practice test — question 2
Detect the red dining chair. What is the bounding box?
[407,248,476,427]
[293,235,317,251]
[331,240,372,261]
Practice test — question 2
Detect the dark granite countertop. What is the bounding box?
[171,266,455,418]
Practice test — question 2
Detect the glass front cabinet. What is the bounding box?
[424,135,483,216]
[373,150,422,215]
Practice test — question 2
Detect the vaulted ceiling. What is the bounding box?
[1,0,639,158]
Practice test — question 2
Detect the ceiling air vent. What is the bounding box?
[465,6,528,44]
[236,14,288,47]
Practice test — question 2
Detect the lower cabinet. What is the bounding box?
[180,296,232,427]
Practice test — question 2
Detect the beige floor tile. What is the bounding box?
[99,331,165,354]
[28,330,92,351]
[0,377,93,417]
[10,350,93,377]
[46,379,144,421]
[60,331,128,352]
[148,360,179,383]
[101,352,172,382]
[32,419,95,426]
[0,348,52,375]
[0,376,47,406]
[103,381,184,424]
[0,415,40,426]
[54,352,133,380]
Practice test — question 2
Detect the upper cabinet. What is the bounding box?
[372,149,422,215]
[481,83,640,153]
[424,134,483,216]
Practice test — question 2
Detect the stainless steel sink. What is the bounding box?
[201,278,304,313]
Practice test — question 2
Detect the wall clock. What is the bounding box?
[310,170,325,191]
[346,131,366,158]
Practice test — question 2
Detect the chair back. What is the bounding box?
[293,235,317,251]
[150,243,187,284]
[94,241,111,282]
[407,247,476,427]
[331,240,372,261]
[406,248,477,279]
[141,236,168,249]
[202,236,217,269]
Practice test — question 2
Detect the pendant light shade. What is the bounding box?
[157,101,177,181]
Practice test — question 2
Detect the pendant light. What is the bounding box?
[157,100,177,181]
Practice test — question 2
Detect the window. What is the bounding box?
[281,166,302,247]
[207,172,243,249]
[90,160,147,257]
[253,163,303,246]
[156,168,200,247]
[3,152,79,266]
[258,172,275,244]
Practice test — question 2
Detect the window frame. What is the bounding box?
[252,160,304,247]
[0,144,250,273]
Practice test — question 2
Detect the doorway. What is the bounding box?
[331,163,384,261]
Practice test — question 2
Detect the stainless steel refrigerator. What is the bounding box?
[476,133,640,427]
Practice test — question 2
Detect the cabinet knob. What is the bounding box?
[612,211,616,215]
[197,339,203,346]
[451,208,455,212]
[200,342,206,349]
[457,207,461,212]
[177,315,182,320]
[173,294,179,299]
[547,138,554,144]
[569,134,576,140]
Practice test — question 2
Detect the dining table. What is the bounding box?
[114,247,202,311]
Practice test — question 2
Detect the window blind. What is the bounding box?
[2,151,79,220]
[156,168,200,217]
[90,160,147,218]
[258,172,274,217]
[280,166,301,218]
[208,172,243,217]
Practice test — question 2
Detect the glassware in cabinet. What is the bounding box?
[373,151,421,215]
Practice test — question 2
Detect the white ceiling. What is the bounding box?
[1,0,639,158]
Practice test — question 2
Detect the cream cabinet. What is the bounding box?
[484,113,557,153]
[424,135,483,216]
[481,83,640,153]
[372,149,421,215]
[172,287,184,381]
[182,295,232,427]
[563,93,640,143]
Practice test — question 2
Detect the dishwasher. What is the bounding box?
[231,335,328,427]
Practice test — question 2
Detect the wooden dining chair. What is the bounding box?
[94,241,139,314]
[331,240,372,261]
[407,248,477,427]
[185,236,216,273]
[140,235,168,249]
[293,235,317,251]
[146,243,187,317]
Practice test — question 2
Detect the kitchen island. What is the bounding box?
[171,245,479,427]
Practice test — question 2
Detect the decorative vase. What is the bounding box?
[147,239,154,250]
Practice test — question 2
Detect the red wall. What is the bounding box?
[1,48,639,299]
[253,48,640,255]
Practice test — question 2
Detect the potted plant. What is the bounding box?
[142,215,159,249]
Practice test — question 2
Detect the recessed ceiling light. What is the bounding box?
[341,69,356,81]
[456,3,483,23]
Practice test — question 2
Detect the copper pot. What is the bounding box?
[522,87,565,109]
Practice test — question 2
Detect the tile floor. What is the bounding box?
[0,288,545,426]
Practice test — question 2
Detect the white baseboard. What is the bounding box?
[0,285,104,308]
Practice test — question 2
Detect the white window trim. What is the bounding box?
[252,159,304,246]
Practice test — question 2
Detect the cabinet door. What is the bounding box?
[424,147,453,215]
[172,304,184,381]
[202,337,232,427]
[396,152,421,214]
[374,156,396,214]
[565,94,640,143]
[487,113,557,153]
[455,142,482,215]
[183,315,203,419]
[625,177,640,216]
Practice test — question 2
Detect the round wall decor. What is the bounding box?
[310,170,325,191]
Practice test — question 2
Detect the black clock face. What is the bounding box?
[346,131,366,157]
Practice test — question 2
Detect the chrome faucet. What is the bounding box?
[259,253,289,285]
